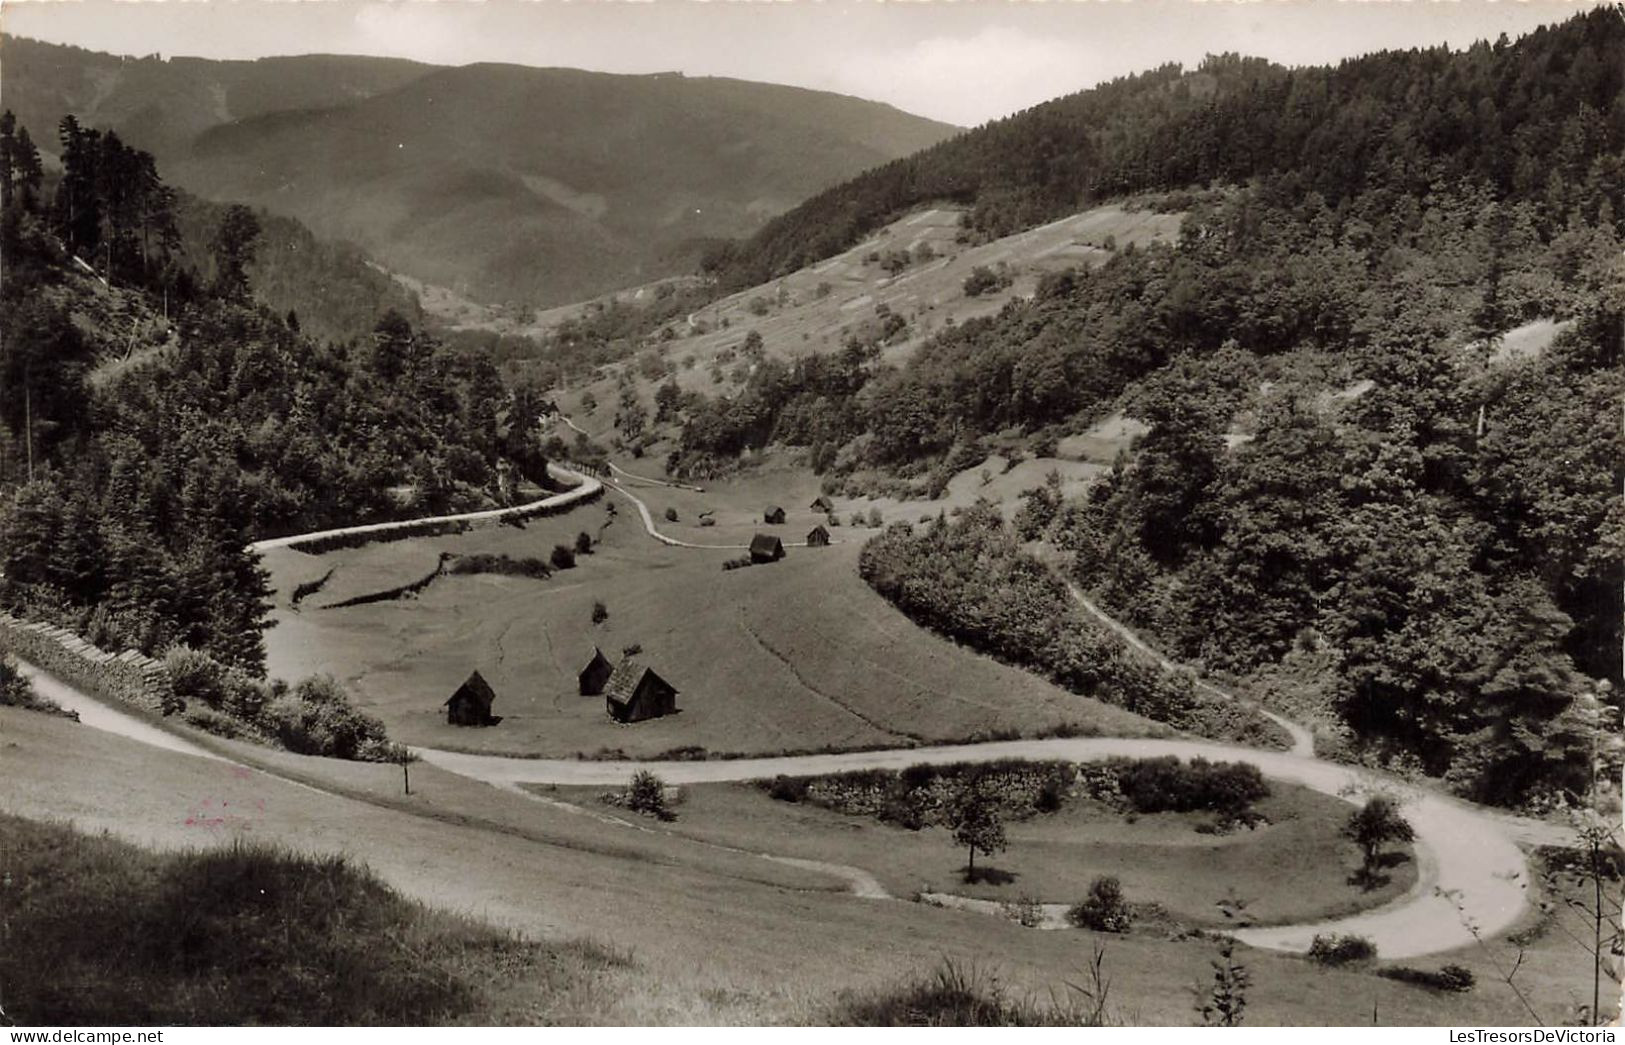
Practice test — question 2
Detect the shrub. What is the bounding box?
[550,544,577,569]
[722,556,753,571]
[766,775,809,803]
[165,645,228,708]
[1307,933,1377,966]
[574,531,594,554]
[264,675,391,761]
[664,506,678,522]
[963,266,1001,297]
[850,511,866,528]
[698,516,716,527]
[447,553,550,579]
[591,600,608,625]
[182,704,260,741]
[625,770,673,821]
[1113,757,1269,817]
[1002,895,1044,928]
[1067,876,1133,933]
[1377,964,1475,992]
[868,506,884,528]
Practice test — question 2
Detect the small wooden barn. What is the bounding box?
[763,505,786,524]
[444,670,501,726]
[604,659,679,723]
[806,524,831,547]
[578,647,614,696]
[750,533,786,563]
[809,495,834,513]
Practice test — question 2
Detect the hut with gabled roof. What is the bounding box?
[578,647,614,696]
[603,658,678,723]
[810,495,834,513]
[444,670,501,726]
[763,505,786,524]
[806,524,831,547]
[749,533,786,563]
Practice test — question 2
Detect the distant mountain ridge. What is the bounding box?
[2,37,958,307]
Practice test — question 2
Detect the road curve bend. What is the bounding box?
[415,736,1546,960]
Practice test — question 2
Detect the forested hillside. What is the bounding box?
[4,36,958,307]
[663,11,1624,806]
[0,113,546,676]
[706,10,1622,289]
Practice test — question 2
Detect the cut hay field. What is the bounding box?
[539,781,1418,930]
[261,492,1162,758]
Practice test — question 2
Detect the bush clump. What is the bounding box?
[446,553,551,579]
[1114,756,1270,819]
[591,600,608,624]
[263,675,391,760]
[1307,933,1377,966]
[1377,964,1475,992]
[550,544,577,569]
[1067,876,1133,933]
[767,775,810,803]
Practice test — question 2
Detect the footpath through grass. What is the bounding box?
[0,813,626,1026]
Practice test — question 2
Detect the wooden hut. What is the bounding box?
[578,647,614,695]
[750,533,786,563]
[444,670,500,726]
[809,495,834,513]
[806,524,831,547]
[604,659,679,723]
[763,505,786,524]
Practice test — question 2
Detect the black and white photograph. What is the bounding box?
[0,0,1620,1030]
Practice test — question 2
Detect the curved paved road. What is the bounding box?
[179,445,1566,959]
[415,734,1556,960]
[248,463,602,552]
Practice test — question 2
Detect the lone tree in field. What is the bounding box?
[1344,794,1414,887]
[947,776,1006,883]
[626,770,673,821]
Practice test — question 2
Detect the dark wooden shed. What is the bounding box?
[806,524,831,547]
[578,647,614,696]
[763,505,786,524]
[444,670,501,726]
[604,659,679,723]
[750,533,786,563]
[810,495,834,513]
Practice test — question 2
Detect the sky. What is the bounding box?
[1,0,1603,126]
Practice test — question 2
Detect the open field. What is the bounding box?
[546,202,1184,438]
[261,492,1163,758]
[536,780,1418,930]
[1,703,1606,1025]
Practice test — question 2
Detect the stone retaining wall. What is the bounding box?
[0,612,173,715]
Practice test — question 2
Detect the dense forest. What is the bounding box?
[667,11,1623,806]
[705,9,1623,289]
[0,113,547,677]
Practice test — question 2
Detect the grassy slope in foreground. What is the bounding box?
[0,704,1600,1025]
[0,812,624,1026]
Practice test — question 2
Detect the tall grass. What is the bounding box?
[828,951,1117,1026]
[0,814,625,1025]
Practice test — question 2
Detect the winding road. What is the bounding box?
[11,451,1571,965]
